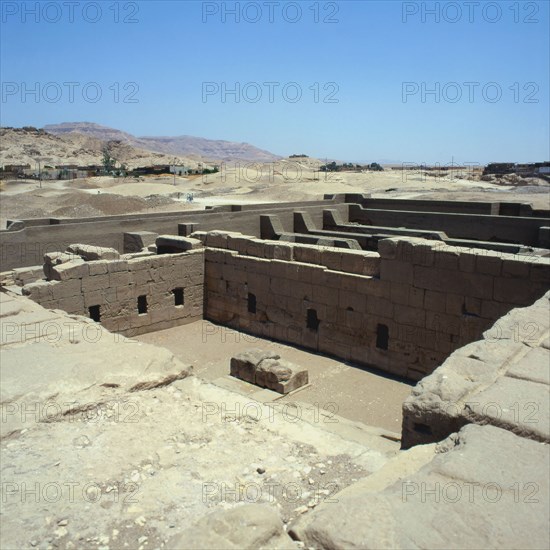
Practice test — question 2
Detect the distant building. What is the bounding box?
[170,165,189,176]
[3,164,31,172]
[483,162,550,176]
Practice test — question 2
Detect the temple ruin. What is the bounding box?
[1,194,549,548]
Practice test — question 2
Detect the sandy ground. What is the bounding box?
[1,164,548,228]
[136,320,413,434]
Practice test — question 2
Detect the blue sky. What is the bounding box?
[1,0,548,163]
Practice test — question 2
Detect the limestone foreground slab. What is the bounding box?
[291,424,549,550]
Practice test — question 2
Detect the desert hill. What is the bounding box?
[44,122,281,162]
[0,127,203,170]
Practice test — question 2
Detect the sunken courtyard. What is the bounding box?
[1,194,549,549]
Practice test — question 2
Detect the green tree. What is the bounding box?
[101,143,117,173]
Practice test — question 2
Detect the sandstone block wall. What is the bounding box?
[22,250,204,336]
[204,234,550,381]
[350,205,549,246]
[401,291,550,448]
[0,201,349,270]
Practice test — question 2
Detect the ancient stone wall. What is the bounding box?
[401,291,550,448]
[0,201,348,270]
[203,233,550,381]
[21,250,204,336]
[350,204,549,246]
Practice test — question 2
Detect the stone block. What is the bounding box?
[390,283,409,305]
[357,277,390,298]
[13,266,43,286]
[232,353,308,394]
[123,231,158,253]
[409,287,424,308]
[269,277,290,297]
[312,284,338,306]
[51,278,81,300]
[272,367,309,394]
[226,235,254,254]
[481,298,501,320]
[290,281,313,301]
[156,235,203,252]
[66,243,120,261]
[230,349,280,384]
[501,258,530,278]
[21,280,56,301]
[367,296,394,317]
[82,289,103,308]
[289,262,319,284]
[81,273,110,293]
[293,244,321,265]
[339,251,365,274]
[362,254,381,277]
[109,271,131,288]
[268,260,288,279]
[530,260,550,284]
[380,259,413,284]
[334,272,359,292]
[204,231,230,249]
[394,305,425,327]
[424,290,446,312]
[413,242,436,267]
[245,239,265,258]
[44,251,73,266]
[107,260,129,273]
[189,230,207,243]
[320,249,342,271]
[204,248,226,264]
[458,251,477,272]
[55,295,85,314]
[445,293,464,315]
[476,252,502,276]
[434,249,459,270]
[377,238,397,260]
[426,310,461,336]
[131,267,153,286]
[263,242,293,261]
[88,260,109,276]
[50,259,88,281]
[494,277,539,305]
[339,289,365,311]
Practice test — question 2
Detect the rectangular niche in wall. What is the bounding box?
[89,305,101,322]
[376,323,389,350]
[173,288,184,307]
[138,295,148,315]
[306,308,320,331]
[248,293,257,314]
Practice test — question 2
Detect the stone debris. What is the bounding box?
[123,231,158,253]
[66,243,121,261]
[170,504,294,550]
[156,234,204,252]
[230,349,308,394]
[43,251,74,280]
